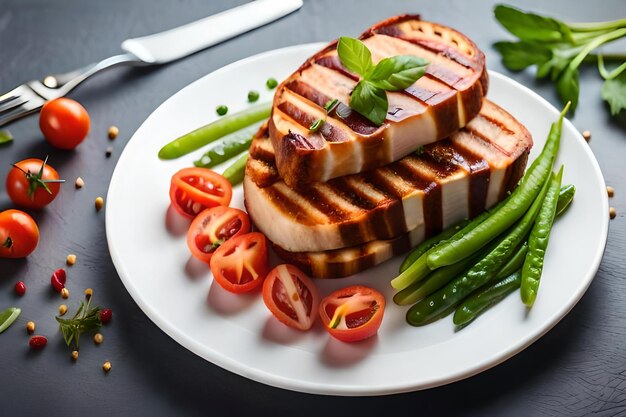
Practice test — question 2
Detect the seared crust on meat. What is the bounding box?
[269,15,488,187]
[244,99,532,253]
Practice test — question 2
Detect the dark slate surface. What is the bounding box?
[1,0,624,415]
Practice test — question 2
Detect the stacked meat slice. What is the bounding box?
[243,15,533,278]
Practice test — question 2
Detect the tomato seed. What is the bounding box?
[29,335,47,350]
[14,281,26,296]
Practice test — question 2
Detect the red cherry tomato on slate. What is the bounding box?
[209,232,269,294]
[170,168,232,219]
[39,98,90,150]
[7,158,63,209]
[319,285,385,343]
[14,281,26,296]
[0,210,39,258]
[187,206,250,263]
[262,264,320,331]
[29,335,47,350]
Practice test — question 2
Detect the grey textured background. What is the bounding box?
[0,0,625,416]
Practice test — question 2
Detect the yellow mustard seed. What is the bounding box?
[72,350,79,361]
[108,126,119,140]
[103,361,112,372]
[59,304,68,316]
[607,186,615,198]
[93,333,104,345]
[610,207,616,219]
[582,130,591,141]
[75,177,85,189]
[85,288,93,299]
[66,254,77,266]
[95,196,104,211]
[26,321,35,334]
[61,288,70,299]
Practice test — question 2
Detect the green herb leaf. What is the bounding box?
[337,37,374,77]
[309,118,325,133]
[494,41,553,71]
[0,307,21,333]
[56,299,102,350]
[494,4,571,43]
[601,71,626,115]
[349,80,388,126]
[556,66,580,113]
[0,130,13,145]
[367,55,429,90]
[324,98,339,112]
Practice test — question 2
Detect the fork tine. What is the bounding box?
[0,101,41,128]
[0,95,28,115]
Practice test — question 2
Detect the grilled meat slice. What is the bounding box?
[244,99,532,253]
[269,15,489,187]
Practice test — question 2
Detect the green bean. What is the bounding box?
[222,153,248,186]
[394,248,484,306]
[392,200,507,291]
[193,124,259,168]
[556,184,575,217]
[406,177,550,326]
[453,270,522,327]
[496,242,528,280]
[521,167,564,308]
[426,103,570,270]
[158,102,271,159]
[0,307,21,333]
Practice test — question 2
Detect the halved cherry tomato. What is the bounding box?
[7,157,63,209]
[319,285,385,343]
[170,168,232,219]
[210,232,269,293]
[0,210,39,258]
[39,98,90,150]
[262,264,320,331]
[187,206,250,263]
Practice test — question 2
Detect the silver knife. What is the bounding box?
[0,0,303,127]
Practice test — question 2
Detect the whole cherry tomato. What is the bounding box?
[0,210,39,258]
[6,158,63,209]
[39,98,90,149]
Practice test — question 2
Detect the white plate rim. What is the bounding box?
[106,43,609,396]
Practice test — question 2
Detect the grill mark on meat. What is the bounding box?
[465,124,513,157]
[262,186,319,226]
[314,55,358,81]
[284,80,379,135]
[396,37,478,70]
[427,139,491,217]
[277,102,349,143]
[480,113,516,135]
[299,186,353,222]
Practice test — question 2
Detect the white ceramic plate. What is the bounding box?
[106,43,609,395]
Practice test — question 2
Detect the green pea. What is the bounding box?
[248,90,260,102]
[266,78,278,89]
[216,105,228,116]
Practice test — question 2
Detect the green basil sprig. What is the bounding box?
[337,37,428,125]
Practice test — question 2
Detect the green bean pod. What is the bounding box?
[222,153,249,186]
[555,184,575,217]
[193,125,258,168]
[521,167,564,307]
[496,242,528,280]
[394,247,488,306]
[158,102,271,159]
[391,202,506,291]
[399,220,470,273]
[406,178,551,326]
[426,103,570,270]
[453,270,522,327]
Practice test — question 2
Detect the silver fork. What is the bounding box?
[0,53,143,127]
[0,0,304,128]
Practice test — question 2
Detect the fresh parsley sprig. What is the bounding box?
[337,37,429,125]
[56,297,102,350]
[493,4,626,115]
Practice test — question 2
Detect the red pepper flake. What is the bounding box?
[51,268,66,293]
[14,281,26,296]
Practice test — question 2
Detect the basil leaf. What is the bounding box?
[556,66,580,114]
[349,80,388,126]
[0,130,13,145]
[494,4,571,43]
[337,37,374,77]
[493,41,552,71]
[367,55,428,90]
[601,71,626,115]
